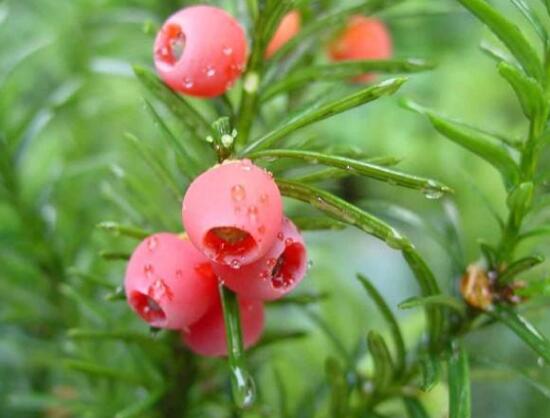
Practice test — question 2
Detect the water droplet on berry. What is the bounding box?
[147,236,158,251]
[284,237,294,246]
[247,206,258,222]
[231,185,246,202]
[144,264,154,277]
[277,232,284,241]
[230,259,241,269]
[205,65,216,77]
[223,46,233,56]
[183,77,194,89]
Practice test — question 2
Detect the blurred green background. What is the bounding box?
[1,0,549,417]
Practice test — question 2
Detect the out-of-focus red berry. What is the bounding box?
[182,160,283,268]
[213,218,308,300]
[265,10,301,58]
[182,297,264,357]
[124,233,218,329]
[328,16,392,82]
[154,5,248,97]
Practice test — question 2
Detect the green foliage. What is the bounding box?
[1,0,550,417]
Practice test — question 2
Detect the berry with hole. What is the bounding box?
[124,233,218,329]
[265,10,301,58]
[154,5,248,97]
[182,159,283,267]
[327,16,392,83]
[213,217,307,300]
[182,297,264,357]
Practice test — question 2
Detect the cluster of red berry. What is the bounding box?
[125,160,306,356]
[124,5,393,357]
[152,5,392,98]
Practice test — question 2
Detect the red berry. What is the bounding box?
[328,16,392,83]
[182,159,283,267]
[213,218,307,300]
[182,296,264,357]
[154,5,248,97]
[265,10,301,59]
[124,233,218,329]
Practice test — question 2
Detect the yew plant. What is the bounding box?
[1,0,550,417]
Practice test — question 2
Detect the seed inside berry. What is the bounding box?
[270,243,306,289]
[204,227,257,261]
[130,291,166,326]
[156,23,186,66]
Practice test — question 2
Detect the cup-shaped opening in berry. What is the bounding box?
[204,226,257,264]
[155,23,186,68]
[129,291,167,327]
[270,242,306,290]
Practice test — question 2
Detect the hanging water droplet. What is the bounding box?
[230,366,256,409]
[223,46,233,56]
[231,185,246,202]
[422,180,444,200]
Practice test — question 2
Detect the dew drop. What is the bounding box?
[147,236,158,252]
[284,237,294,246]
[231,185,246,202]
[205,65,216,77]
[247,206,258,222]
[230,367,256,409]
[183,77,194,89]
[422,180,444,200]
[223,46,233,56]
[230,259,241,269]
[144,264,154,277]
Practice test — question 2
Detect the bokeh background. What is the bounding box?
[1,0,549,417]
